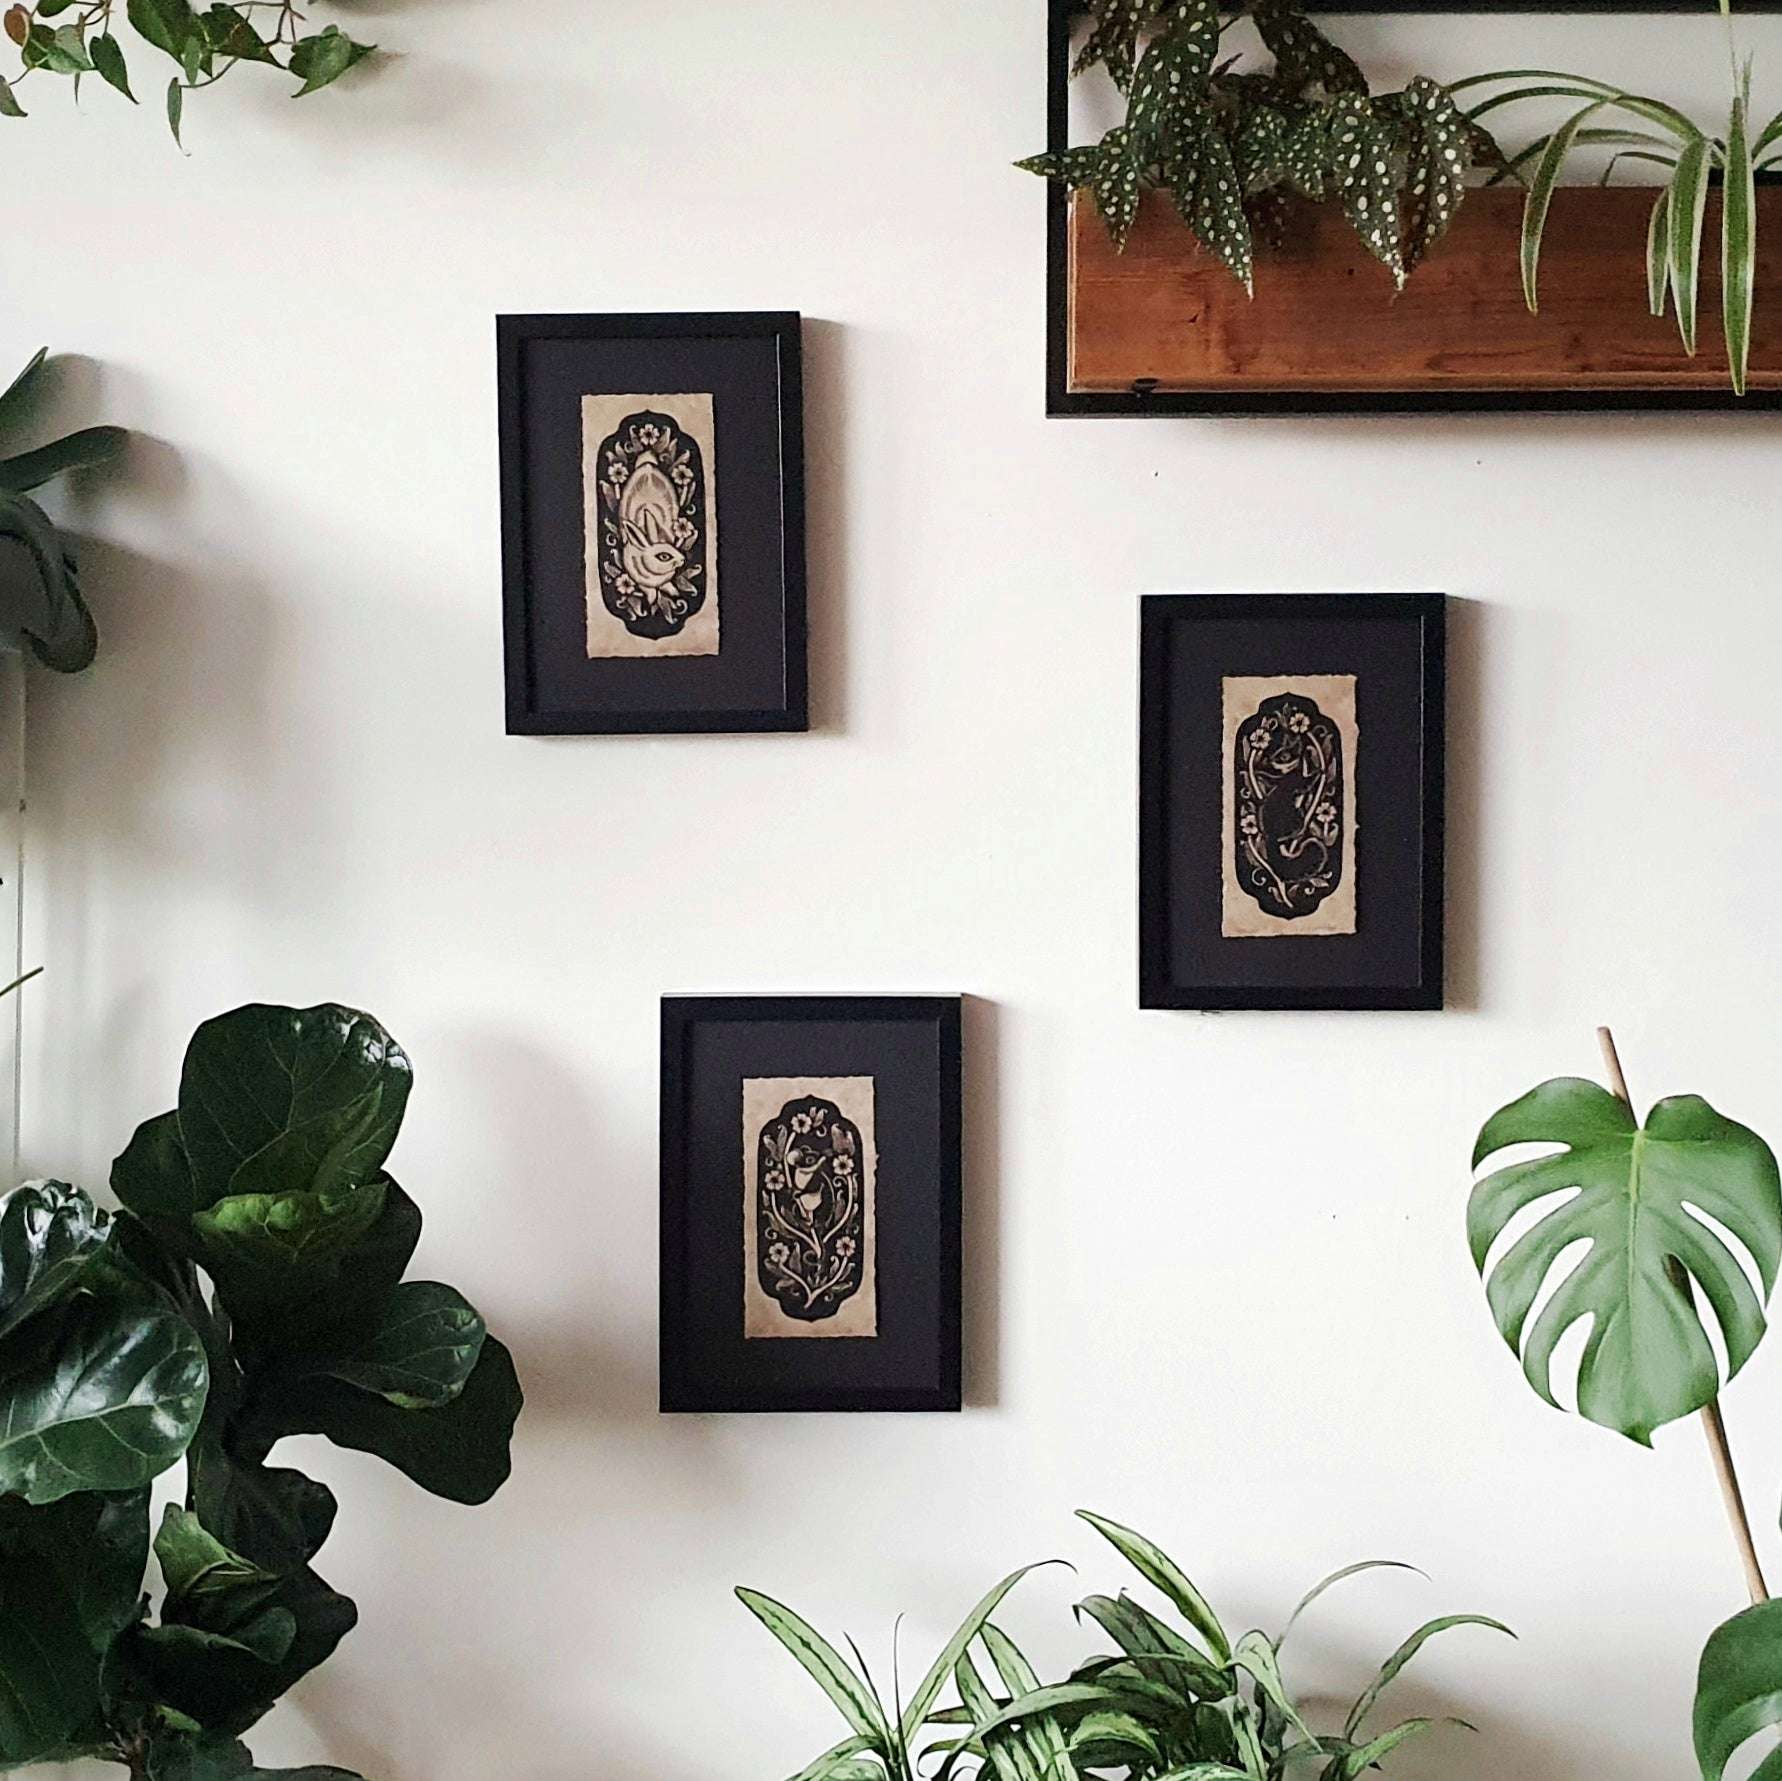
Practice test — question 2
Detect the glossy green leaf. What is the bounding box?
[147,1730,363,1781]
[0,76,24,117]
[1343,1616,1513,1737]
[305,1279,485,1408]
[0,423,127,493]
[187,1435,337,1573]
[288,25,372,96]
[167,75,184,147]
[153,1506,296,1667]
[737,1587,891,1749]
[0,486,98,671]
[128,0,197,61]
[1724,79,1756,396]
[201,5,274,63]
[259,1334,520,1504]
[0,1180,112,1341]
[1696,1599,1782,1781]
[195,1177,389,1309]
[1668,133,1714,354]
[1470,1078,1782,1442]
[0,351,48,435]
[1077,1511,1231,1663]
[91,31,134,99]
[0,1293,206,1502]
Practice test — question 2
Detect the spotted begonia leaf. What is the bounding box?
[1253,0,1365,97]
[1330,98,1405,285]
[1092,124,1145,249]
[1179,122,1253,292]
[1072,0,1157,95]
[1398,76,1469,274]
[1127,0,1220,151]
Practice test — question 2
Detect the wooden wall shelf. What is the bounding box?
[1056,185,1782,415]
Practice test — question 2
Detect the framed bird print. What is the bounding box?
[498,312,806,734]
[659,996,963,1413]
[1139,594,1446,1011]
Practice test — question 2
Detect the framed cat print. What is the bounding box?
[1139,594,1445,1011]
[498,312,806,734]
[659,996,962,1413]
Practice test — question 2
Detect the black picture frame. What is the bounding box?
[1139,594,1445,1012]
[498,312,807,734]
[1043,2,1782,414]
[660,995,963,1413]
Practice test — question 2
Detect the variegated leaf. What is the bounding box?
[1127,0,1220,150]
[1014,145,1106,188]
[1232,100,1289,191]
[1253,0,1365,98]
[1072,0,1156,95]
[1187,126,1254,291]
[1279,108,1328,200]
[1330,99,1405,285]
[1399,76,1469,274]
[1093,125,1146,249]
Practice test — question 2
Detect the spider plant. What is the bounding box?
[1453,1,1771,394]
[940,1513,1512,1781]
[737,1565,1053,1780]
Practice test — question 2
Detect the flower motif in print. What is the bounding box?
[1233,691,1345,920]
[755,1095,867,1323]
[595,410,708,640]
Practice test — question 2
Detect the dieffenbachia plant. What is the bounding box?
[0,0,373,143]
[1454,1,1776,394]
[1467,1033,1782,1780]
[1018,0,1493,293]
[0,347,125,674]
[745,1514,1508,1781]
[0,1002,522,1781]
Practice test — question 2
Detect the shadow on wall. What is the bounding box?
[803,317,849,736]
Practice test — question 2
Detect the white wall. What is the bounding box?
[12,4,1782,1777]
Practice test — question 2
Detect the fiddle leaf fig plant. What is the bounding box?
[1465,1036,1782,1781]
[1469,1077,1782,1445]
[0,0,374,142]
[1019,0,1494,290]
[0,1002,522,1781]
[0,346,125,674]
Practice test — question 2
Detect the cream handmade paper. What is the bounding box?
[742,1075,878,1340]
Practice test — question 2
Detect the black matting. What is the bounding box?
[660,996,963,1413]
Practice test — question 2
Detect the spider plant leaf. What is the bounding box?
[1522,98,1612,311]
[1278,1562,1423,1648]
[1470,1079,1781,1443]
[1343,1617,1516,1739]
[1648,186,1673,314]
[983,1628,1078,1781]
[1064,1711,1164,1771]
[1150,1768,1251,1780]
[1077,1512,1231,1664]
[1668,133,1714,354]
[953,1651,1038,1781]
[1076,1591,1220,1693]
[0,349,48,438]
[1695,1599,1782,1781]
[736,1589,891,1749]
[900,1563,1057,1745]
[0,424,128,494]
[1232,1631,1320,1752]
[783,1736,874,1781]
[1724,83,1756,395]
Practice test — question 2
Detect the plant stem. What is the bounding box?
[1597,1025,1770,1607]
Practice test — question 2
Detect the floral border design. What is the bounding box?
[596,410,707,640]
[755,1095,866,1323]
[1233,691,1344,920]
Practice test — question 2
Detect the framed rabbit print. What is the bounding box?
[498,312,806,734]
[1139,594,1446,1012]
[659,996,963,1414]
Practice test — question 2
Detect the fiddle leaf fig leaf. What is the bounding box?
[174,1003,412,1213]
[0,1294,207,1502]
[1695,1599,1782,1781]
[306,1279,486,1409]
[1469,1078,1782,1444]
[259,1335,521,1505]
[186,1430,337,1572]
[147,1732,364,1781]
[0,1180,113,1341]
[194,1177,389,1309]
[0,488,98,671]
[0,1491,150,1765]
[0,423,127,493]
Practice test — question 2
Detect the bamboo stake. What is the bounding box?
[1597,1025,1770,1607]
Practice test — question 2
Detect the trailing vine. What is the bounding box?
[1020,0,1503,290]
[0,0,372,141]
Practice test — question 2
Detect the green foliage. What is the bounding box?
[1456,22,1780,394]
[1469,1077,1782,1445]
[1017,1,1491,290]
[1695,1599,1782,1781]
[746,1516,1508,1781]
[0,346,125,674]
[0,0,373,139]
[0,1002,521,1781]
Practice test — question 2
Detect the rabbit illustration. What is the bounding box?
[618,458,686,591]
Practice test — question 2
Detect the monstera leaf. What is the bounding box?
[1695,1599,1782,1781]
[1469,1078,1782,1444]
[0,1180,113,1341]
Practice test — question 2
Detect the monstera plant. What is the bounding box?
[1,346,125,674]
[744,1513,1508,1781]
[1468,1029,1782,1780]
[0,1001,522,1781]
[1019,0,1494,292]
